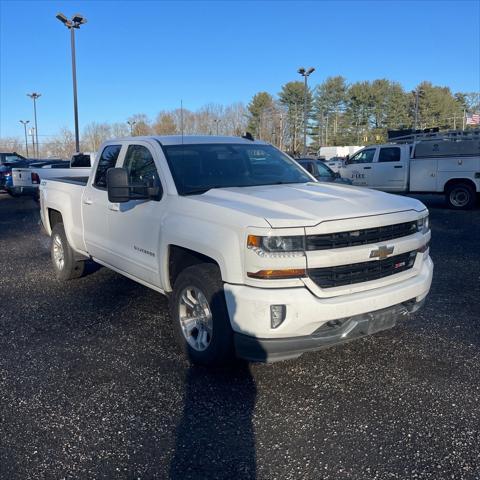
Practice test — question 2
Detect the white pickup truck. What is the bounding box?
[39,135,433,366]
[340,136,480,209]
[11,152,93,198]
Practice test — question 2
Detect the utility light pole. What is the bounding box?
[19,120,30,156]
[127,120,136,135]
[29,127,36,155]
[297,67,315,155]
[56,12,87,153]
[27,93,41,157]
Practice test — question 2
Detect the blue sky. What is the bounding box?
[1,0,479,140]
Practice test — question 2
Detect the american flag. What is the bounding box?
[466,113,480,125]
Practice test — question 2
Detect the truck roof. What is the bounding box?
[111,135,269,146]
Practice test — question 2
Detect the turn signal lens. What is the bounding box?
[247,268,306,279]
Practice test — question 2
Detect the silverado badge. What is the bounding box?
[370,245,394,260]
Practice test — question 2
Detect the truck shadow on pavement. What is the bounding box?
[169,362,258,480]
[169,294,261,480]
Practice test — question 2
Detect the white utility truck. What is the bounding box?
[39,136,433,366]
[11,152,94,198]
[340,130,480,209]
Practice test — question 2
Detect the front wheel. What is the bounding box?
[445,183,477,210]
[169,264,234,366]
[51,223,85,280]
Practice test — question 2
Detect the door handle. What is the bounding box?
[394,165,403,169]
[363,166,372,169]
[83,198,93,205]
[108,203,120,211]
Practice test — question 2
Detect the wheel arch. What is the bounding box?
[167,245,221,292]
[443,178,477,193]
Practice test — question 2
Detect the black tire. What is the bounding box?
[50,223,85,280]
[169,264,234,366]
[7,189,20,198]
[445,182,477,210]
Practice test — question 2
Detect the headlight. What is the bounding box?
[417,214,429,234]
[247,235,305,256]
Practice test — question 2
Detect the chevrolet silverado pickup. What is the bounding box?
[39,135,433,366]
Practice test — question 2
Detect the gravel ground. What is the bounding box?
[0,192,479,480]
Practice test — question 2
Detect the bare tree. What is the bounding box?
[127,113,152,136]
[44,128,76,159]
[82,122,111,152]
[0,137,25,155]
[153,111,177,135]
[110,122,129,139]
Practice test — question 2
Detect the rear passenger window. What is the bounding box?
[378,147,400,162]
[94,145,122,188]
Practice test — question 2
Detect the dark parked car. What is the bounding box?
[296,158,352,184]
[0,152,29,192]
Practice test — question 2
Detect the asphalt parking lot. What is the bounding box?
[0,193,479,480]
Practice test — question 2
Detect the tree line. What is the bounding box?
[1,77,478,159]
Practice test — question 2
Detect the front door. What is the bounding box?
[341,148,377,187]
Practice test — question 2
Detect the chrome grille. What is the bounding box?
[306,221,417,251]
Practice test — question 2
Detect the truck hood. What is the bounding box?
[193,183,426,228]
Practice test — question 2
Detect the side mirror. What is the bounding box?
[107,168,130,203]
[335,172,341,178]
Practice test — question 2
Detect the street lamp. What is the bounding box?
[127,120,136,135]
[56,12,87,153]
[298,67,315,155]
[214,119,220,135]
[27,93,41,157]
[19,120,30,156]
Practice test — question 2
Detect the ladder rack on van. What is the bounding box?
[389,129,480,144]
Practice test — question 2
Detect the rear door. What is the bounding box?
[82,144,123,261]
[341,148,377,187]
[370,146,408,191]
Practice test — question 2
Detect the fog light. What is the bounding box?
[270,305,286,329]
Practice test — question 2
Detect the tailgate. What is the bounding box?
[12,168,34,187]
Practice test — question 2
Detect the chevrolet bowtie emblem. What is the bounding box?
[370,245,394,260]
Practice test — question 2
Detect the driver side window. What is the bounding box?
[349,149,376,164]
[123,144,162,198]
[124,145,160,186]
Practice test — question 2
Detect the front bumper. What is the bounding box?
[224,255,433,361]
[234,298,425,362]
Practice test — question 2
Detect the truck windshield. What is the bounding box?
[162,143,312,195]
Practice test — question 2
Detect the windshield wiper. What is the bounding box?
[182,185,228,196]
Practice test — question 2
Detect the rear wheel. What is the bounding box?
[170,264,234,366]
[51,223,85,280]
[445,182,477,210]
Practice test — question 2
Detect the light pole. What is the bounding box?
[19,120,30,156]
[214,119,220,135]
[127,120,136,135]
[29,127,36,155]
[297,67,315,155]
[27,92,41,157]
[56,13,87,153]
